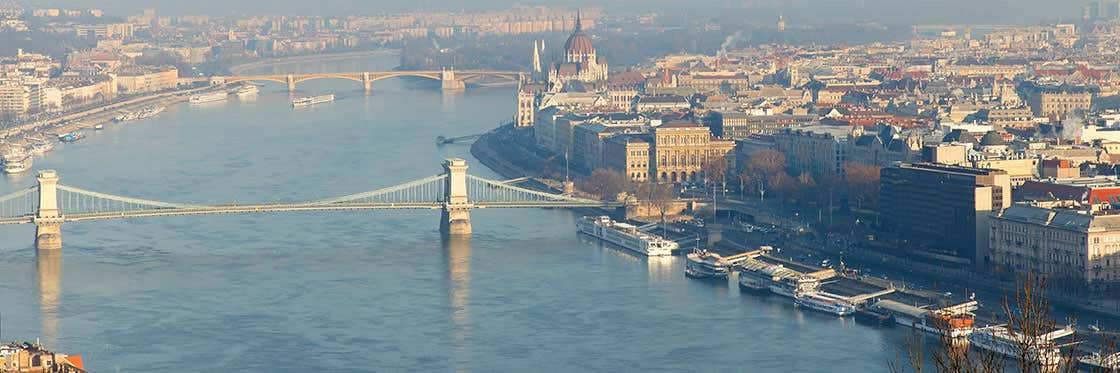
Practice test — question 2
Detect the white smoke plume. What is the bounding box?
[719,31,742,56]
[1059,112,1084,142]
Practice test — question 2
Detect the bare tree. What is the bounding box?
[583,168,631,201]
[844,162,881,211]
[743,149,787,202]
[891,272,1081,373]
[795,171,816,206]
[767,170,794,202]
[635,181,676,234]
[703,154,729,195]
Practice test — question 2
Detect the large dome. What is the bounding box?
[564,30,595,55]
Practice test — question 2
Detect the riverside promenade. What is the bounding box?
[0,85,213,144]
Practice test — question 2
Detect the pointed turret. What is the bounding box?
[532,40,542,75]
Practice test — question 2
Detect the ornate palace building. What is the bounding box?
[546,13,608,87]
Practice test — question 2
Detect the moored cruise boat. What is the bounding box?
[189,91,229,104]
[576,216,677,256]
[236,84,259,97]
[58,131,84,143]
[794,291,856,317]
[1079,351,1120,371]
[292,93,335,107]
[27,139,54,156]
[685,249,730,279]
[870,300,978,339]
[2,148,32,174]
[968,325,1073,367]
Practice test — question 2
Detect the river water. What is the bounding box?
[0,54,906,372]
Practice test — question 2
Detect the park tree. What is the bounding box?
[703,154,729,196]
[767,170,794,202]
[635,181,677,234]
[583,168,631,201]
[742,149,787,202]
[795,171,816,206]
[843,162,881,211]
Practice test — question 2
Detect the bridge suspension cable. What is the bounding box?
[465,175,605,207]
[55,184,202,216]
[0,186,37,221]
[310,174,447,205]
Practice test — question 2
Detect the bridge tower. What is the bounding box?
[34,170,63,251]
[362,72,372,93]
[441,68,465,92]
[286,74,296,92]
[440,158,472,235]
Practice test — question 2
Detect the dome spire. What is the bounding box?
[575,9,582,32]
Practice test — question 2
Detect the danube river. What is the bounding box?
[0,55,905,371]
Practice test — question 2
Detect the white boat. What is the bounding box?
[968,325,1073,367]
[577,216,677,256]
[871,300,978,339]
[236,84,259,97]
[93,123,104,130]
[292,93,334,107]
[133,104,165,120]
[2,148,32,174]
[794,291,857,317]
[27,140,54,156]
[1079,351,1120,371]
[189,91,229,104]
[685,249,730,278]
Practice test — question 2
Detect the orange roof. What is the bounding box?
[63,355,84,369]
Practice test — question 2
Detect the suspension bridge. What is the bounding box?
[0,158,620,250]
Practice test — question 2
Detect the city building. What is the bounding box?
[603,134,652,181]
[112,66,177,94]
[0,341,87,373]
[651,121,735,183]
[74,23,134,38]
[516,83,545,127]
[1017,176,1120,204]
[774,125,852,177]
[990,204,1120,292]
[571,115,648,172]
[985,107,1035,129]
[879,163,1012,269]
[634,94,690,112]
[1040,159,1081,179]
[0,80,29,118]
[706,111,815,139]
[1024,83,1094,118]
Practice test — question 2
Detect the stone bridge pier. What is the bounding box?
[34,170,63,251]
[440,158,472,235]
[441,69,465,92]
[286,74,296,92]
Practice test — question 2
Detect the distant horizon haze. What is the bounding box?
[24,0,1078,26]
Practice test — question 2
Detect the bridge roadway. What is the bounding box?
[202,69,526,92]
[0,201,613,225]
[0,159,622,250]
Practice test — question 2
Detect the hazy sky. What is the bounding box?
[25,0,1078,25]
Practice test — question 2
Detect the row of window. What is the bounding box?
[657,135,707,146]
